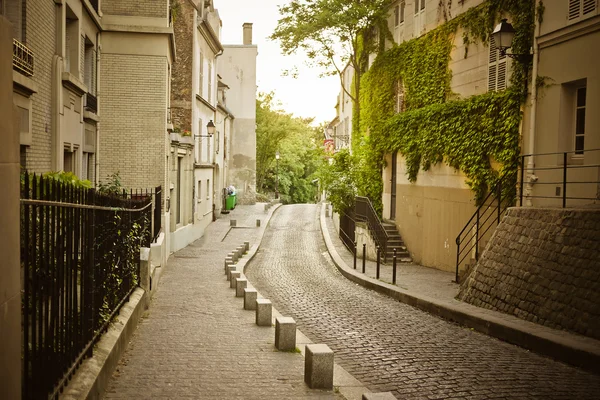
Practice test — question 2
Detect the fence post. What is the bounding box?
[475,209,480,261]
[353,242,357,270]
[376,246,380,279]
[520,156,525,206]
[563,152,567,208]
[362,243,366,273]
[392,249,397,285]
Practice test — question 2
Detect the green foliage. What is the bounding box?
[98,172,123,195]
[353,0,534,210]
[317,149,357,213]
[36,171,93,189]
[256,93,324,204]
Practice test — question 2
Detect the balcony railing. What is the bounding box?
[13,38,34,77]
[85,93,98,114]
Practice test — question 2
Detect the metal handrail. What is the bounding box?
[13,38,34,77]
[355,196,390,262]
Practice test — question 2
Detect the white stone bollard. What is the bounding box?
[255,299,272,326]
[230,272,241,288]
[362,393,397,400]
[230,219,237,227]
[227,265,236,281]
[236,278,248,297]
[275,317,296,351]
[244,288,257,310]
[304,344,334,389]
[244,241,250,252]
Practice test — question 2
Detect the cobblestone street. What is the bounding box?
[246,204,600,399]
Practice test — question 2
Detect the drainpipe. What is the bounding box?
[94,31,101,187]
[51,54,63,171]
[525,0,541,207]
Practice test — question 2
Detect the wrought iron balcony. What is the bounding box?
[13,38,34,77]
[85,93,98,114]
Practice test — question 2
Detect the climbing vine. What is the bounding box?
[350,0,535,213]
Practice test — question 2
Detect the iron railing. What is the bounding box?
[21,172,152,399]
[13,38,34,77]
[355,196,389,262]
[117,186,163,243]
[339,208,356,255]
[455,178,515,283]
[84,93,98,114]
[519,148,600,208]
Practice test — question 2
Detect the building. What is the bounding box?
[218,22,258,204]
[524,0,599,207]
[329,63,353,153]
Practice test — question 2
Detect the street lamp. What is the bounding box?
[491,19,532,63]
[275,151,280,199]
[195,120,216,138]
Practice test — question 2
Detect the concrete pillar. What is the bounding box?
[244,288,257,310]
[227,265,236,281]
[304,344,334,389]
[255,299,272,326]
[139,247,151,292]
[230,219,237,227]
[236,278,247,297]
[0,16,21,399]
[275,317,296,351]
[362,393,397,400]
[230,271,241,288]
[256,219,261,227]
[244,241,250,252]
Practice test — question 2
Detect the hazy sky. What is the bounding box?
[216,0,339,124]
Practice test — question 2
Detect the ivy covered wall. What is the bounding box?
[353,0,536,214]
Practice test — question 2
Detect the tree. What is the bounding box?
[271,0,393,128]
[256,93,325,203]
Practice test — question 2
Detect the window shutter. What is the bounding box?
[488,36,507,92]
[497,61,507,91]
[583,0,596,15]
[569,0,581,19]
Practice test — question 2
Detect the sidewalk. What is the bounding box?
[320,203,600,374]
[101,203,343,399]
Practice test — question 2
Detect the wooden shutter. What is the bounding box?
[488,36,507,92]
[569,0,581,20]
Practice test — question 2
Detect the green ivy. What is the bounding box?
[352,0,535,214]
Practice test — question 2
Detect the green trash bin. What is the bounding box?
[226,194,237,210]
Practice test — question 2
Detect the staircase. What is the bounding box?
[382,221,411,263]
[355,196,411,264]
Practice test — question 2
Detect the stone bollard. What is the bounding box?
[224,259,233,274]
[255,299,272,326]
[362,393,397,400]
[236,246,244,260]
[275,317,296,351]
[230,272,241,289]
[244,288,257,310]
[304,344,334,389]
[325,207,330,217]
[230,251,239,263]
[139,247,151,293]
[236,278,248,297]
[227,265,236,281]
[244,241,250,252]
[264,204,269,212]
[230,219,237,227]
[256,219,261,227]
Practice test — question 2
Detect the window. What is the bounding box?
[84,38,96,95]
[197,117,203,162]
[568,0,597,21]
[394,2,405,26]
[206,179,210,200]
[207,60,213,102]
[198,52,204,97]
[20,146,27,170]
[395,79,405,113]
[414,0,426,37]
[216,130,220,154]
[574,86,586,155]
[488,36,508,92]
[176,156,182,224]
[198,180,202,203]
[65,7,79,75]
[82,152,94,182]
[63,147,75,173]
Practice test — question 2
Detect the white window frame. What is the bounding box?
[413,0,425,37]
[198,51,204,97]
[395,79,405,113]
[573,86,586,156]
[207,60,213,102]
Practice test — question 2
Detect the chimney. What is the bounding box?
[243,23,253,45]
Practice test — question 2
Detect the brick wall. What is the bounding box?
[458,207,600,339]
[24,0,56,172]
[170,0,194,132]
[99,53,167,189]
[102,0,167,18]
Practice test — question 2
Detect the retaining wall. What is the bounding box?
[458,207,600,340]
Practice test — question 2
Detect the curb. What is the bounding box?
[61,288,147,400]
[319,203,600,374]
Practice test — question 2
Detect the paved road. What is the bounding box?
[246,204,600,399]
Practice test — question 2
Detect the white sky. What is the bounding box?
[216,0,339,125]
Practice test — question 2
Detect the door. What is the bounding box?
[390,151,397,219]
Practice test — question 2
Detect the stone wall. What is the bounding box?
[170,0,194,132]
[458,207,600,340]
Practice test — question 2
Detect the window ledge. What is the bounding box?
[13,70,38,96]
[62,72,88,96]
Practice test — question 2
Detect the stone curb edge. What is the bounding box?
[319,203,600,375]
[61,288,147,400]
[241,204,372,400]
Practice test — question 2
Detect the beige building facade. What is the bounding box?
[524,0,599,208]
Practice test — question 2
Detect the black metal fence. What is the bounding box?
[112,186,162,243]
[519,149,600,207]
[355,196,389,262]
[339,209,356,255]
[20,172,152,399]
